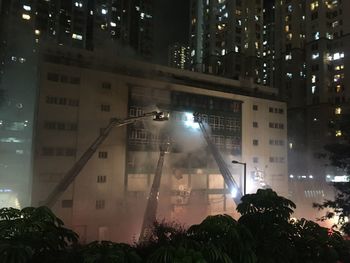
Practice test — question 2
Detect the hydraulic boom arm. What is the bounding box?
[194,113,243,204]
[139,141,170,243]
[44,111,168,208]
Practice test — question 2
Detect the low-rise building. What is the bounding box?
[32,47,288,242]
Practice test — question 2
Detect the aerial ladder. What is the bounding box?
[193,113,243,205]
[139,141,170,243]
[44,111,169,208]
[138,112,244,243]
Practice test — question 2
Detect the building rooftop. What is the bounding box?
[40,46,281,101]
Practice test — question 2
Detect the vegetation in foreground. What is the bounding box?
[1,189,349,263]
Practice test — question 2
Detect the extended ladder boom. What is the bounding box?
[44,111,168,208]
[194,113,243,204]
[139,142,169,242]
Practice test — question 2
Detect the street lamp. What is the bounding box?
[232,160,246,195]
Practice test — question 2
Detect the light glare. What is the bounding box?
[231,188,237,198]
[184,113,199,129]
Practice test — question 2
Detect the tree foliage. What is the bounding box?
[237,189,296,263]
[80,241,142,263]
[291,218,350,263]
[0,206,78,263]
[188,214,256,263]
[316,112,350,235]
[1,190,349,263]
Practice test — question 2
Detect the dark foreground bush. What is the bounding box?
[1,189,349,263]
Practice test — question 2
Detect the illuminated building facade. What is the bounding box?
[0,0,154,208]
[274,0,350,218]
[168,43,190,70]
[31,47,287,242]
[0,0,153,54]
[261,0,276,87]
[189,0,264,83]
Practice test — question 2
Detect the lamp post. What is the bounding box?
[232,160,246,195]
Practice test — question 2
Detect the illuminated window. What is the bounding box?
[22,14,31,20]
[35,29,40,35]
[335,130,342,137]
[336,85,342,92]
[332,52,344,61]
[72,33,83,40]
[333,74,344,82]
[335,65,344,71]
[311,86,316,94]
[310,1,319,10]
[314,32,320,40]
[23,5,31,11]
[75,2,83,7]
[217,24,225,30]
[312,53,319,59]
[311,75,316,83]
[286,33,292,40]
[335,107,342,115]
[326,33,333,40]
[285,54,292,60]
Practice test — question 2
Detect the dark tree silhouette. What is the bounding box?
[315,111,350,235]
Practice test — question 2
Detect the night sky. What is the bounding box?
[153,0,190,65]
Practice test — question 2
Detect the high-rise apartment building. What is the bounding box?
[274,0,350,217]
[168,43,190,70]
[262,0,276,87]
[0,0,154,61]
[0,0,154,208]
[187,0,349,220]
[274,0,307,178]
[189,0,264,83]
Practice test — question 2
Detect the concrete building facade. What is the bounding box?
[31,47,288,242]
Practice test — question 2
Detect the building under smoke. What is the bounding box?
[0,0,154,208]
[30,46,288,242]
[273,0,350,219]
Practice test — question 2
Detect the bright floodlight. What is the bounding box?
[153,112,169,121]
[184,112,199,129]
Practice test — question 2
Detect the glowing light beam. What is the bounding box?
[184,112,199,129]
